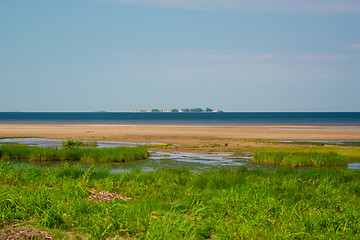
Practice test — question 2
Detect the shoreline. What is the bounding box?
[1,124,360,154]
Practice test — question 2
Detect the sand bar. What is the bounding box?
[1,124,359,147]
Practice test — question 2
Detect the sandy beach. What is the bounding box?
[1,124,360,153]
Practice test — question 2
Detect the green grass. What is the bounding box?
[187,143,221,148]
[338,142,360,147]
[253,149,348,167]
[337,148,360,160]
[62,140,98,148]
[1,163,360,239]
[0,144,149,163]
[281,141,326,146]
[234,145,360,163]
[140,143,178,149]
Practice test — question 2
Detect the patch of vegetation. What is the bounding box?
[254,149,348,167]
[339,142,360,147]
[187,143,221,148]
[62,140,98,148]
[234,145,360,162]
[337,148,360,160]
[1,164,360,239]
[281,141,360,147]
[140,143,178,149]
[0,144,149,163]
[281,141,326,146]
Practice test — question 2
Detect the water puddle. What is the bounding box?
[348,163,360,170]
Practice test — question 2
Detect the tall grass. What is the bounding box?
[254,149,348,167]
[233,144,360,164]
[0,144,149,163]
[0,163,359,239]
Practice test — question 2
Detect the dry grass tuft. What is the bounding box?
[89,189,131,202]
[0,228,53,240]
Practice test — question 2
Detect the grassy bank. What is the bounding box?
[0,144,149,163]
[247,144,360,166]
[254,149,348,167]
[1,163,360,239]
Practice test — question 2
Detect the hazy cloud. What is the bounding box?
[161,49,349,63]
[290,53,349,62]
[349,43,360,50]
[112,49,351,64]
[170,49,276,62]
[101,0,360,12]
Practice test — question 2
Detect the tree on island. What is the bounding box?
[137,108,221,113]
[190,108,203,113]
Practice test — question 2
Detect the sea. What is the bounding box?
[0,112,360,126]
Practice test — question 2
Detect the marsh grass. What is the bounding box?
[140,144,177,149]
[234,145,360,163]
[187,143,221,148]
[339,142,360,147]
[0,163,360,239]
[282,141,360,147]
[281,141,326,146]
[62,140,98,148]
[0,144,149,163]
[254,149,348,167]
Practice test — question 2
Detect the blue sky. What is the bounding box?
[1,0,359,112]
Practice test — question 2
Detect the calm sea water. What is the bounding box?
[0,112,360,126]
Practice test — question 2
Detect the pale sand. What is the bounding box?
[1,124,359,150]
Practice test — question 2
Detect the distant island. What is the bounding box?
[133,108,223,113]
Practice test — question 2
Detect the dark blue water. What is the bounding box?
[0,112,359,126]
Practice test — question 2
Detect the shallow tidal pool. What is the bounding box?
[0,138,359,172]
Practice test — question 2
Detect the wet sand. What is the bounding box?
[1,124,359,153]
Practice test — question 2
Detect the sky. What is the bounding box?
[1,0,360,112]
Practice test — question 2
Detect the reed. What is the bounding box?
[0,144,149,163]
[253,148,348,167]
